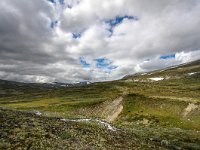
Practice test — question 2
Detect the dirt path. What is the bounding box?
[149,95,199,102]
[101,97,123,122]
[106,105,123,122]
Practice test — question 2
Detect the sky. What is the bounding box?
[0,0,200,83]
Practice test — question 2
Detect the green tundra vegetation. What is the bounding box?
[0,60,200,149]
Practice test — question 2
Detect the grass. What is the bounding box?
[117,93,200,130]
[0,82,121,118]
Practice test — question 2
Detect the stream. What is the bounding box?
[35,110,118,131]
[60,118,118,131]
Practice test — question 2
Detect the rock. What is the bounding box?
[161,140,169,146]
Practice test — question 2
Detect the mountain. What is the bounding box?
[0,60,199,149]
[0,79,91,97]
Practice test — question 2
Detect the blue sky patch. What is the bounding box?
[47,0,56,4]
[79,57,117,72]
[160,54,175,59]
[79,57,90,68]
[59,0,65,5]
[95,57,111,68]
[47,0,64,5]
[107,65,118,70]
[50,20,58,29]
[94,57,117,71]
[106,15,137,27]
[72,32,81,39]
[105,15,138,34]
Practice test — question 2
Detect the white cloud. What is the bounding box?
[175,50,200,63]
[135,50,200,73]
[0,0,200,83]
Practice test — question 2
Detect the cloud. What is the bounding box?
[136,50,200,72]
[0,0,200,83]
[175,50,200,63]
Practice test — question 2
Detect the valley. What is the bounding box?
[0,60,200,149]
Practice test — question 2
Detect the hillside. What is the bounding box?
[0,60,200,149]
